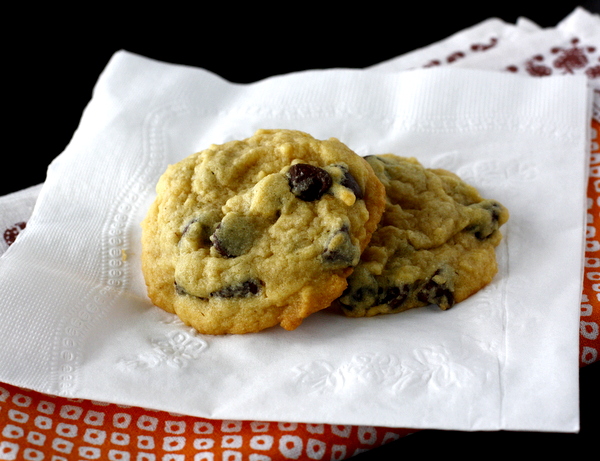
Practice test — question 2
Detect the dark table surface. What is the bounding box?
[5,1,599,457]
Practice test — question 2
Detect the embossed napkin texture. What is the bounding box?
[0,43,590,434]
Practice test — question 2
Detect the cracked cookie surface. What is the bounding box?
[337,154,509,317]
[141,129,386,334]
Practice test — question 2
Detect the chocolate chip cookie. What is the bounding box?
[141,129,386,334]
[337,154,509,317]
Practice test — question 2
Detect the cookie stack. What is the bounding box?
[141,129,508,334]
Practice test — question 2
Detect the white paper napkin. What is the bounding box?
[0,50,590,432]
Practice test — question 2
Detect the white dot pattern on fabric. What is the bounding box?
[0,382,414,460]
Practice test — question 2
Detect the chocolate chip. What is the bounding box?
[174,281,187,296]
[380,285,410,309]
[210,213,259,258]
[210,279,263,298]
[288,164,332,201]
[341,286,376,311]
[174,281,207,300]
[341,278,412,312]
[210,224,233,257]
[321,225,360,268]
[339,269,379,311]
[416,270,455,309]
[466,200,505,240]
[340,170,363,199]
[180,216,216,247]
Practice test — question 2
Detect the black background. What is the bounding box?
[5,1,600,458]
[5,1,598,197]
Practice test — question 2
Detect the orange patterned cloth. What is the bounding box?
[581,116,600,367]
[0,381,416,460]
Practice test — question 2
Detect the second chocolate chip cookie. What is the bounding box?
[337,154,509,317]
